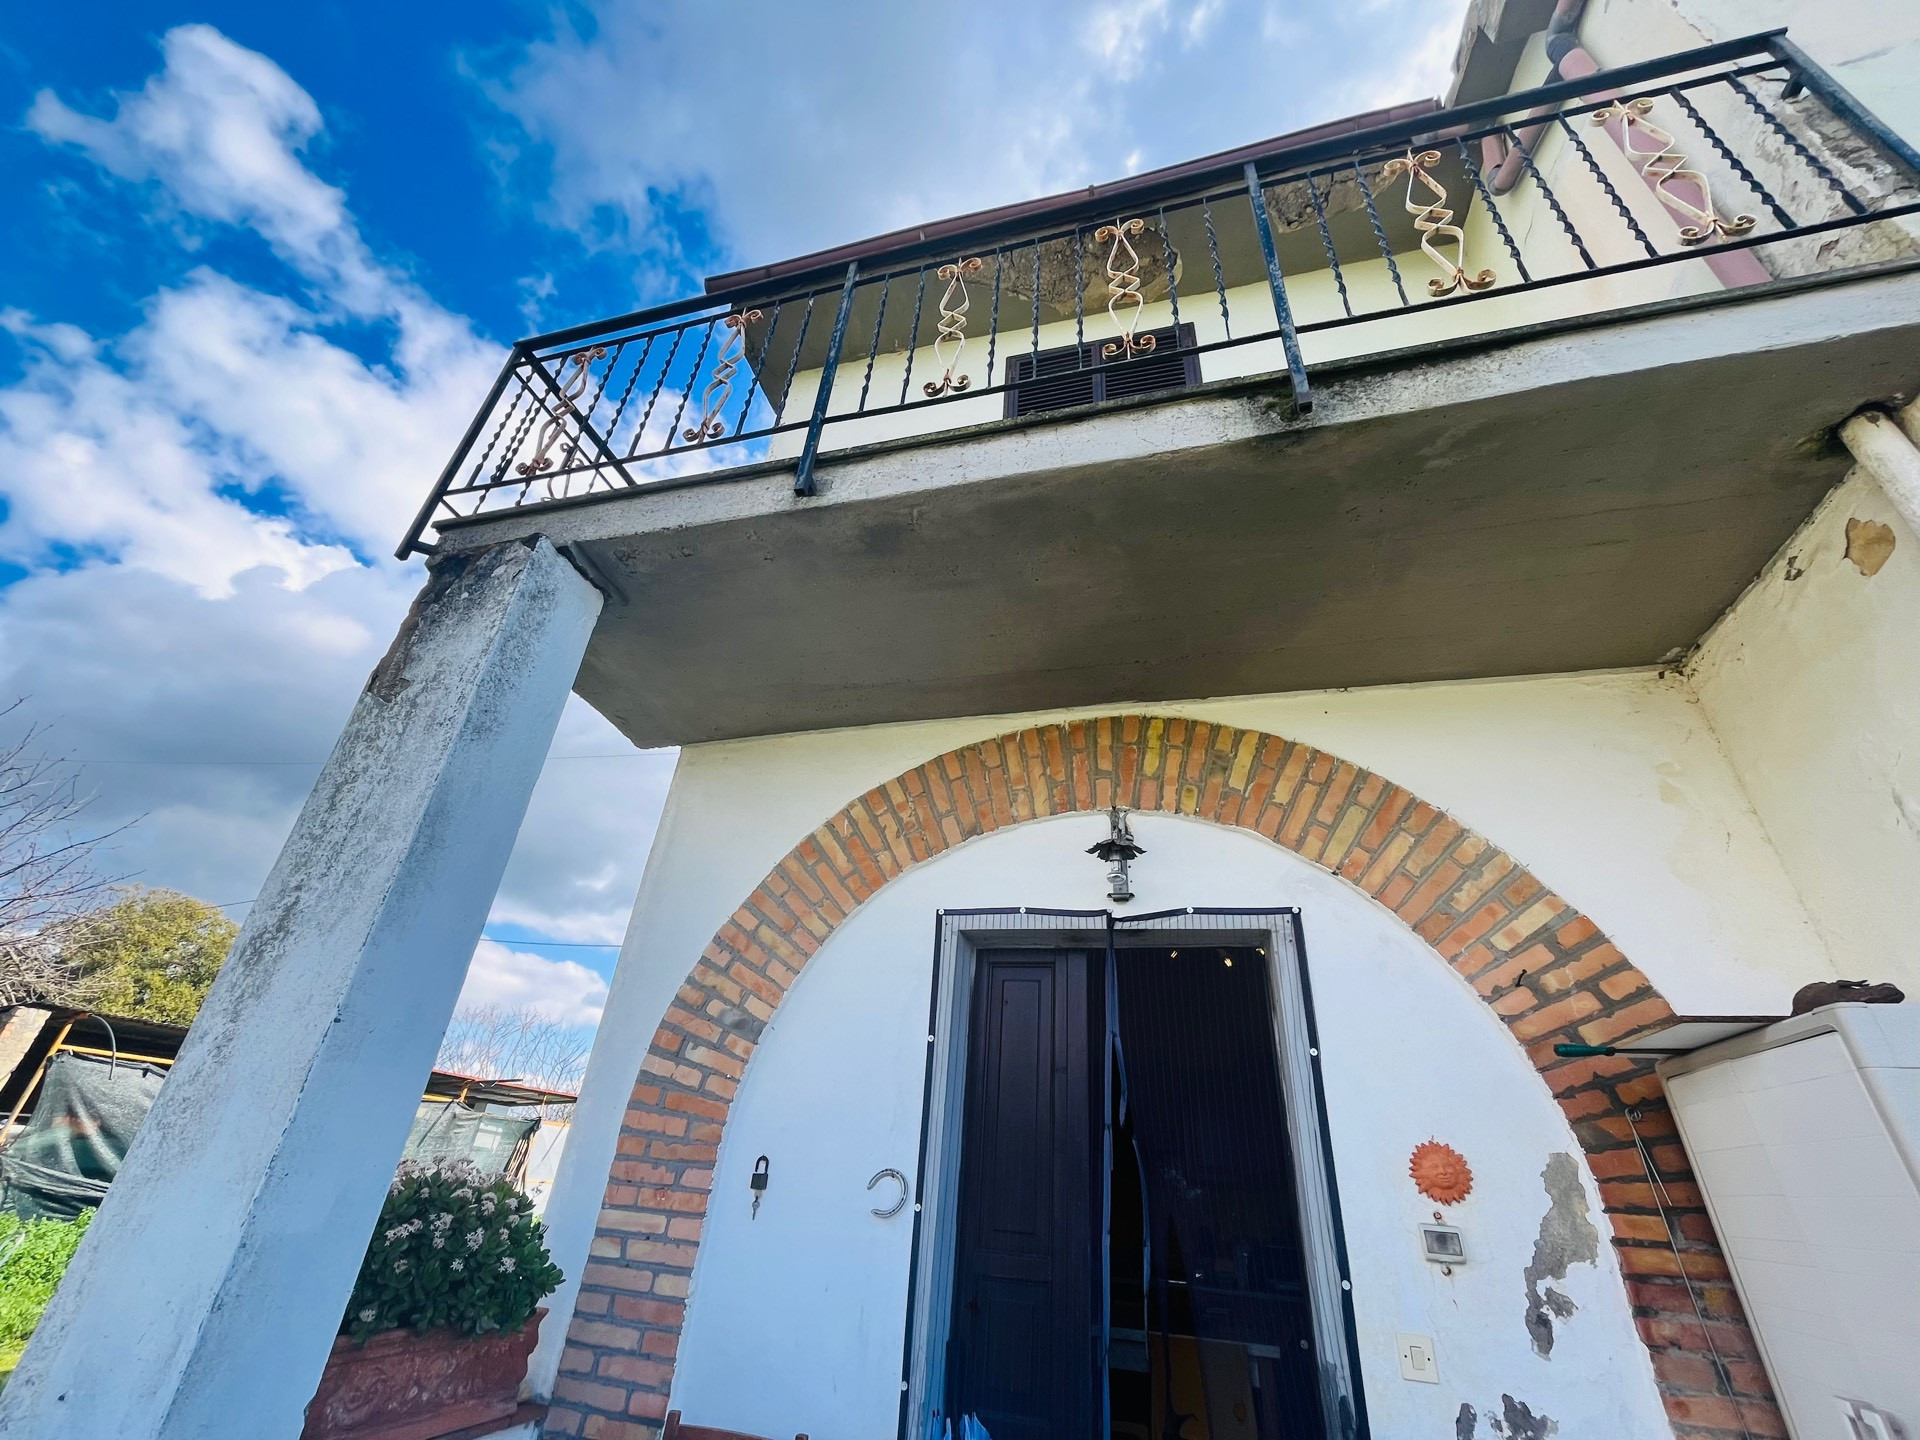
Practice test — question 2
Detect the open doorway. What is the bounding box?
[941,939,1330,1440]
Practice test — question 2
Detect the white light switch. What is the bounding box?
[1397,1333,1439,1384]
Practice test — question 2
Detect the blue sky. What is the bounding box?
[0,0,1466,1039]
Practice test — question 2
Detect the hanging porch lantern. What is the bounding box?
[1087,805,1146,904]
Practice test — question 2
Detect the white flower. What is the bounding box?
[499,1256,516,1273]
[432,1213,454,1230]
[466,1229,485,1251]
[450,1258,465,1273]
[432,1235,445,1249]
[393,1259,409,1272]
[358,1306,378,1323]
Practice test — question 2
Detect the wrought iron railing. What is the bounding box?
[399,31,1920,558]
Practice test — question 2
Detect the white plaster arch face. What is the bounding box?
[667,814,1671,1440]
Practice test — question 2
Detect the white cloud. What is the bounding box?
[3,27,669,982]
[17,30,502,576]
[1338,2,1467,115]
[480,0,1473,280]
[0,305,351,597]
[30,24,404,323]
[457,940,610,1027]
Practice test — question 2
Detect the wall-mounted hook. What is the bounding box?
[867,1167,909,1219]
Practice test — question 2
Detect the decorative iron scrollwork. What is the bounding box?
[924,258,983,398]
[682,310,764,442]
[1095,218,1157,359]
[516,346,606,477]
[1593,98,1756,245]
[1382,151,1495,297]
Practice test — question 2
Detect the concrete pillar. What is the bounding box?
[0,537,602,1440]
[1840,405,1920,536]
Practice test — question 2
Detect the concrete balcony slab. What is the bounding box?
[437,266,1920,748]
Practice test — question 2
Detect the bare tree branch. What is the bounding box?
[437,1003,592,1120]
[0,700,135,1006]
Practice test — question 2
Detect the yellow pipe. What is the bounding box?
[56,1044,176,1067]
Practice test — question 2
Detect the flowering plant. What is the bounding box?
[340,1159,564,1341]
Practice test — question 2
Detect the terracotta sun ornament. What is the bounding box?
[1409,1140,1473,1205]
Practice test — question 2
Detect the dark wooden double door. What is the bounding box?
[945,946,1325,1440]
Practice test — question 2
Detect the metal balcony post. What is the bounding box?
[1244,162,1313,416]
[395,346,523,560]
[795,261,861,497]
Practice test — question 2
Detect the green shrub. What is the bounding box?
[342,1160,562,1342]
[0,1209,94,1349]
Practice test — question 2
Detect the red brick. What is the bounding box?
[1507,989,1603,1042]
[596,1208,670,1235]
[1601,967,1651,1002]
[582,1417,657,1440]
[566,1319,641,1352]
[556,1376,639,1415]
[1577,997,1675,1046]
[612,1295,685,1326]
[628,1390,671,1422]
[598,1354,674,1388]
[642,1330,681,1358]
[663,1090,728,1123]
[582,1261,653,1293]
[1491,896,1566,951]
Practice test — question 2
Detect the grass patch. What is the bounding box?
[0,1209,93,1374]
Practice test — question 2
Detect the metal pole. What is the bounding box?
[795,261,861,497]
[1243,162,1313,416]
[394,348,522,561]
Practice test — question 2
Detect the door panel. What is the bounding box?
[948,950,1096,1440]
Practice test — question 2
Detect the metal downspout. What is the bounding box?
[1484,0,1594,194]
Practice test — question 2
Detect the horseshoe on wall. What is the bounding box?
[866,1167,910,1219]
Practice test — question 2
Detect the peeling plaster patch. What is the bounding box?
[1455,1401,1478,1440]
[1489,1393,1557,1439]
[1522,1152,1599,1357]
[1845,517,1896,576]
[1894,786,1920,839]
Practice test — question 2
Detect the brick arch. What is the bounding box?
[548,716,1779,1440]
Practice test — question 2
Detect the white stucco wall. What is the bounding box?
[668,818,1672,1440]
[1691,463,1920,996]
[532,668,1837,1419]
[1658,0,1920,151]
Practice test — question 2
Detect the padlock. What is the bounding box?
[750,1155,769,1219]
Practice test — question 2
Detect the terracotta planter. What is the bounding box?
[302,1309,545,1440]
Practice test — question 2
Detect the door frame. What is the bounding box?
[896,907,1368,1440]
